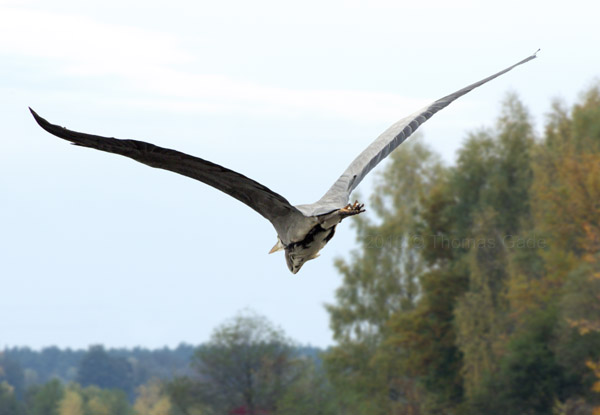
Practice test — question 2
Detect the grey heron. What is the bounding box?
[30,51,537,273]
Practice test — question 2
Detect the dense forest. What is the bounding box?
[0,336,323,414]
[0,344,196,399]
[2,84,600,414]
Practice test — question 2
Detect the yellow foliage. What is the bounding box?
[0,381,14,395]
[58,389,84,415]
[532,148,600,260]
[87,396,111,415]
[587,359,600,415]
[134,379,172,415]
[587,361,600,376]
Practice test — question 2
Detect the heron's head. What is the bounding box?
[269,239,308,273]
[284,249,320,274]
[285,252,305,274]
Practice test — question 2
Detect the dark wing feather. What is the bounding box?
[29,108,304,236]
[296,51,539,217]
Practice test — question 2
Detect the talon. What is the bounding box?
[339,200,365,217]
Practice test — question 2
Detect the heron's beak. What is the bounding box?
[269,239,285,254]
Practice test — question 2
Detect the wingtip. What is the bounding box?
[28,107,52,131]
[29,107,42,123]
[28,107,63,139]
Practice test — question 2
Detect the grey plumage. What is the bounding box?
[296,50,539,217]
[30,51,538,273]
[28,112,306,243]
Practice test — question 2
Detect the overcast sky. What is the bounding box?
[1,0,599,350]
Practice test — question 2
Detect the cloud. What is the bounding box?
[0,7,191,73]
[0,6,431,122]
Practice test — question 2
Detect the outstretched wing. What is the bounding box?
[30,108,304,237]
[296,51,539,217]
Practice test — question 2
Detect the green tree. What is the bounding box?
[525,85,600,311]
[468,310,566,415]
[0,381,25,415]
[29,379,64,415]
[327,140,443,342]
[0,354,26,399]
[77,346,134,400]
[556,260,600,401]
[324,140,444,414]
[543,87,600,410]
[431,94,534,407]
[165,376,206,415]
[276,358,339,415]
[176,311,302,415]
[464,86,600,413]
[327,94,540,413]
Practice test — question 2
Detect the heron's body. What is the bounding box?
[29,51,538,273]
[278,202,363,273]
[285,223,336,274]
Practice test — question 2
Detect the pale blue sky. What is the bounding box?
[1,0,599,349]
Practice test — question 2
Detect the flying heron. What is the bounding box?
[30,51,538,273]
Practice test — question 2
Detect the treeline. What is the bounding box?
[0,314,327,415]
[0,344,196,400]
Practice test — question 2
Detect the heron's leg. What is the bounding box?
[317,201,365,228]
[318,211,342,229]
[339,200,365,218]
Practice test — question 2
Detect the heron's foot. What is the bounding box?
[339,200,365,217]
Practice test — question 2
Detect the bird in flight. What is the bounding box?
[30,51,538,273]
